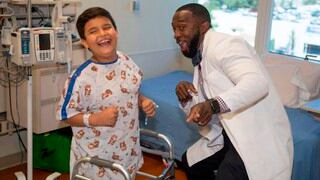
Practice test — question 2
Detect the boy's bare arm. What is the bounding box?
[65,106,119,127]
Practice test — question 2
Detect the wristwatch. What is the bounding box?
[208,98,220,114]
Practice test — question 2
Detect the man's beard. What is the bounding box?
[182,31,200,58]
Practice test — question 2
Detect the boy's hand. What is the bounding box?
[141,98,156,118]
[94,106,119,127]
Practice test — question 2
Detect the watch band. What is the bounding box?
[208,98,220,114]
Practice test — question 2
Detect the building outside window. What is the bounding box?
[269,0,320,60]
[198,0,258,46]
[198,0,320,61]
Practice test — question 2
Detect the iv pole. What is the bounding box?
[26,0,32,179]
[14,1,76,179]
[15,1,60,179]
[14,1,32,179]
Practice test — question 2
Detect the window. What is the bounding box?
[198,0,259,46]
[198,0,320,61]
[269,0,320,59]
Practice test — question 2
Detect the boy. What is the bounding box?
[56,7,156,179]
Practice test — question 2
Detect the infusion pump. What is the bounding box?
[11,27,72,66]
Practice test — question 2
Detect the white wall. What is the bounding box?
[0,130,27,169]
[78,0,193,78]
[0,131,26,157]
[78,0,185,53]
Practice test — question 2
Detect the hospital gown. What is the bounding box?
[56,52,143,179]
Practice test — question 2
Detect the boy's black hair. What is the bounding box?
[76,7,117,39]
[176,3,212,28]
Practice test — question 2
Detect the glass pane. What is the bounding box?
[269,0,320,59]
[198,0,258,46]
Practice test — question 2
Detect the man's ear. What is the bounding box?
[80,39,88,49]
[200,21,210,35]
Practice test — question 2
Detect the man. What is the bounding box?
[171,3,293,180]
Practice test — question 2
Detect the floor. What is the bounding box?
[0,153,187,180]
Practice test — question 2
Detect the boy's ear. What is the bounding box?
[80,39,88,49]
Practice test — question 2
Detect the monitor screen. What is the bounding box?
[38,33,50,50]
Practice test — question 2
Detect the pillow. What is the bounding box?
[264,58,320,106]
[265,64,300,108]
[294,61,320,103]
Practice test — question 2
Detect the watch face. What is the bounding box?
[209,98,220,114]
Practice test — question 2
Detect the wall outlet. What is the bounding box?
[0,121,8,134]
[130,0,140,12]
[0,120,22,135]
[7,121,16,133]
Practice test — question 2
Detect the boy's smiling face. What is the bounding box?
[81,16,118,63]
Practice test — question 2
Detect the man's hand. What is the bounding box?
[187,101,213,126]
[175,81,198,104]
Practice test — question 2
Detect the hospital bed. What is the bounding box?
[139,70,320,180]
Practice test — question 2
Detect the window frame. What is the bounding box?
[255,0,311,62]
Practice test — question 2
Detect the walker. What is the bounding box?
[71,129,175,180]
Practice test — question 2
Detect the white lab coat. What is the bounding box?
[184,30,293,180]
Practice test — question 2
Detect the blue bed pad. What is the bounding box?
[139,70,320,180]
[139,71,200,159]
[285,108,320,180]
